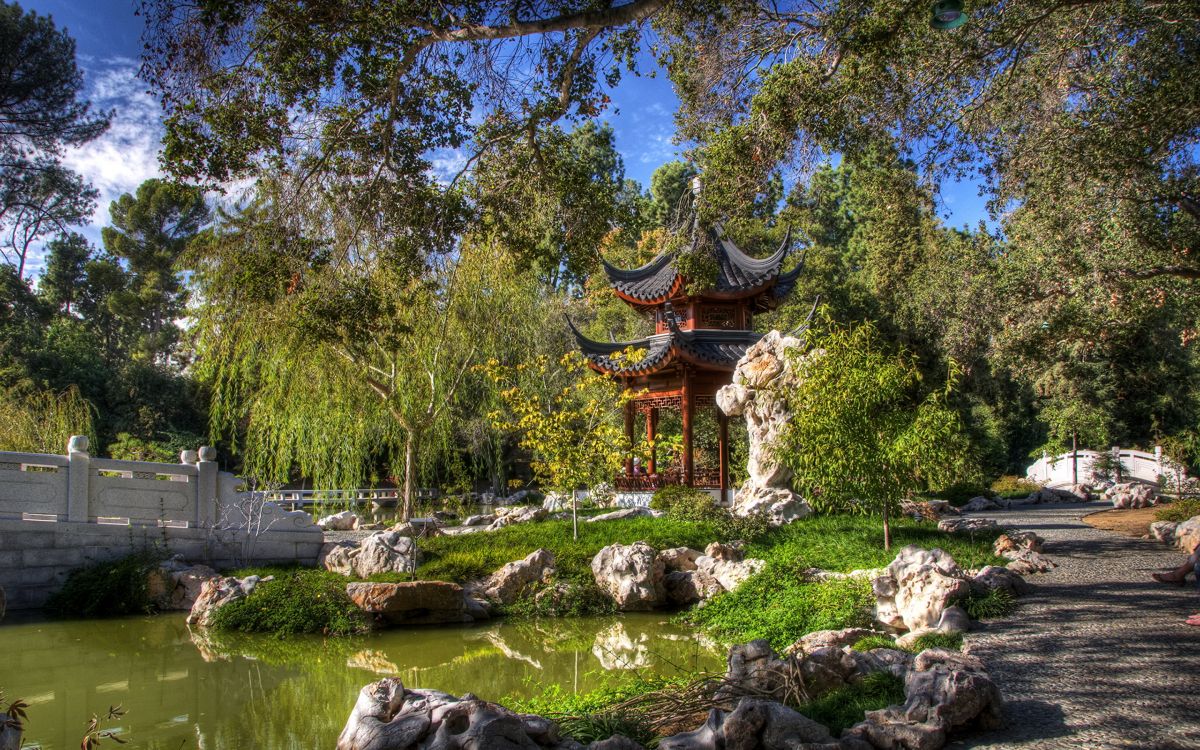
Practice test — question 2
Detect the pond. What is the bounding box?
[0,612,723,749]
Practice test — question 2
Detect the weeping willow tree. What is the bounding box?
[0,385,95,454]
[190,174,541,519]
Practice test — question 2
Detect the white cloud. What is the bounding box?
[428,147,469,186]
[60,60,165,235]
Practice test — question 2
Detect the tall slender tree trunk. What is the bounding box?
[403,431,418,522]
[882,501,891,551]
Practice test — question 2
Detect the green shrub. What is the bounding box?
[959,587,1017,620]
[208,569,370,636]
[506,675,692,745]
[1156,498,1200,523]
[990,475,1040,499]
[650,485,722,521]
[45,549,164,618]
[797,672,905,734]
[716,508,774,544]
[934,482,993,506]
[851,635,899,652]
[906,632,963,652]
[502,575,616,619]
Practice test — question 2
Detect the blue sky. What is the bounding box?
[23,0,990,273]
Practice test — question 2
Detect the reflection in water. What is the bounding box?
[0,612,721,749]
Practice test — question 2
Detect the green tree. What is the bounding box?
[0,385,94,454]
[191,175,541,519]
[39,232,92,314]
[0,1,108,278]
[778,316,969,549]
[101,178,210,363]
[485,351,633,538]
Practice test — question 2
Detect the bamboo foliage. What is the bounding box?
[0,386,95,454]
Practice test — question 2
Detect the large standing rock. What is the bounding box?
[1173,515,1200,553]
[874,546,971,633]
[591,542,665,611]
[1103,482,1159,509]
[187,575,267,628]
[347,582,471,625]
[717,331,813,526]
[323,532,419,578]
[477,549,556,605]
[318,510,362,531]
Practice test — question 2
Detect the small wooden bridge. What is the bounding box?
[1025,446,1186,488]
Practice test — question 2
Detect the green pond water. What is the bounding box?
[0,612,723,749]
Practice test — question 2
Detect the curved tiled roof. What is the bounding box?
[601,224,802,303]
[568,316,763,376]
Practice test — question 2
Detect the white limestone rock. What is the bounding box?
[874,546,971,633]
[1150,520,1177,544]
[1104,482,1159,509]
[590,542,666,611]
[962,495,1001,512]
[657,547,701,572]
[586,507,664,523]
[148,559,220,611]
[487,505,547,530]
[318,510,361,531]
[972,565,1030,596]
[477,549,556,605]
[1173,515,1200,553]
[186,574,268,628]
[938,517,999,534]
[322,532,419,578]
[717,330,814,527]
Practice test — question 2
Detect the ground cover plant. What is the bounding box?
[208,568,369,636]
[796,671,906,735]
[412,516,722,583]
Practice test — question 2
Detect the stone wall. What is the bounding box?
[0,517,323,610]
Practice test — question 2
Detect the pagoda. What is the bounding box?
[569,184,804,501]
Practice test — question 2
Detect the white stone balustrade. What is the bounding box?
[0,436,323,610]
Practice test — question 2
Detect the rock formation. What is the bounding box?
[1174,515,1200,553]
[322,532,419,577]
[716,330,813,526]
[337,677,633,750]
[147,558,219,611]
[318,510,362,531]
[346,581,473,626]
[1103,482,1159,509]
[476,549,556,605]
[591,541,665,610]
[187,574,268,628]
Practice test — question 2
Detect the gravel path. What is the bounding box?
[952,501,1200,750]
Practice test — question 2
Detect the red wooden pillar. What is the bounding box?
[682,370,694,486]
[624,400,635,476]
[718,408,729,504]
[646,408,658,475]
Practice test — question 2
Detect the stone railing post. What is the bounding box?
[66,435,90,523]
[195,446,218,529]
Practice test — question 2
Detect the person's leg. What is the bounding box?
[1153,548,1200,585]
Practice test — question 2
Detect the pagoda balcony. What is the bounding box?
[614,466,723,491]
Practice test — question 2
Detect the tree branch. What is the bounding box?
[416,0,665,43]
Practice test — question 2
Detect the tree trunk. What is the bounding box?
[1071,431,1078,485]
[882,501,891,551]
[402,432,418,522]
[571,491,578,540]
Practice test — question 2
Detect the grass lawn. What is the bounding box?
[685,514,1008,651]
